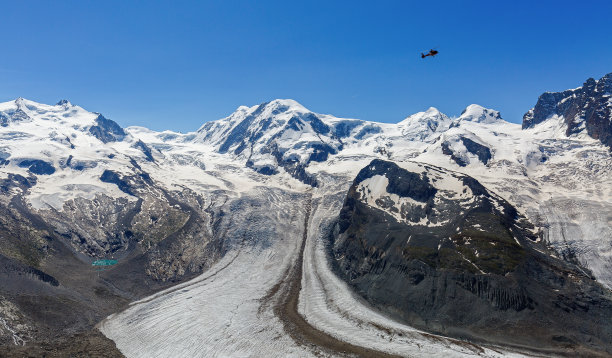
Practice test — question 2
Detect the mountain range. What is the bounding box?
[0,73,611,357]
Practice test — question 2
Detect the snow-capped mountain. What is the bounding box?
[190,99,382,185]
[0,98,157,209]
[523,73,612,149]
[397,106,452,139]
[1,73,611,356]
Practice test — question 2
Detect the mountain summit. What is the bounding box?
[523,72,612,149]
[458,104,504,124]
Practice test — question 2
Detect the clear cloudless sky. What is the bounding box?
[1,0,611,132]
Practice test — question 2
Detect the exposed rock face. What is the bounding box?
[523,73,612,149]
[440,136,492,167]
[100,170,135,195]
[441,141,468,167]
[89,114,126,143]
[460,137,492,164]
[16,159,55,175]
[133,140,155,162]
[331,159,612,354]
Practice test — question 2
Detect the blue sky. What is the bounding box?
[1,0,611,132]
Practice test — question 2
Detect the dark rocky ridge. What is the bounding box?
[89,114,126,143]
[100,169,135,196]
[460,137,491,164]
[441,141,467,167]
[523,73,612,150]
[441,137,492,167]
[331,159,612,355]
[134,139,155,162]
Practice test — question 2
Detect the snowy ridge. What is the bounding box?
[0,98,146,209]
[190,99,380,178]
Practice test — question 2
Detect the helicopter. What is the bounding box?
[421,49,439,58]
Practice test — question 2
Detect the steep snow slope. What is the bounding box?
[189,99,397,185]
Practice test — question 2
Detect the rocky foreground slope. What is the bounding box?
[0,73,611,356]
[332,159,612,354]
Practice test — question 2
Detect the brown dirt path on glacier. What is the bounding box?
[267,195,403,358]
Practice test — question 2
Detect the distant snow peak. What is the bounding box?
[247,99,311,120]
[458,104,503,124]
[265,98,307,112]
[208,99,310,131]
[0,99,32,126]
[56,99,72,106]
[399,107,448,126]
[424,106,442,114]
[13,97,28,111]
[397,107,451,140]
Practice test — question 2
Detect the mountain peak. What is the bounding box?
[259,99,309,114]
[522,72,612,149]
[12,97,66,111]
[458,104,503,124]
[398,107,447,126]
[14,97,26,107]
[56,99,72,106]
[396,107,451,141]
[599,72,612,94]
